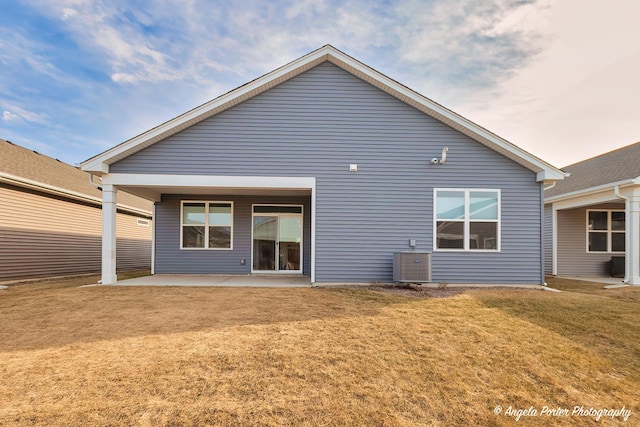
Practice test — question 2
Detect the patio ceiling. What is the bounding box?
[119,185,311,200]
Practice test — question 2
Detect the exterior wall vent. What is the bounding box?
[393,251,432,283]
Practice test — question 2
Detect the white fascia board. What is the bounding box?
[81,160,109,174]
[545,178,638,206]
[333,53,564,180]
[536,169,566,182]
[101,173,316,189]
[80,47,334,171]
[551,189,628,211]
[0,172,152,217]
[79,45,563,180]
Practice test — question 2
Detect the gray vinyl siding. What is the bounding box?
[154,195,311,275]
[544,204,553,275]
[0,183,151,283]
[112,62,543,284]
[556,203,624,276]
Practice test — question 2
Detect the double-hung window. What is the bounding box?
[434,189,500,251]
[181,201,233,249]
[587,210,625,253]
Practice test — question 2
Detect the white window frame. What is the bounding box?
[586,209,625,253]
[433,188,501,252]
[180,200,234,250]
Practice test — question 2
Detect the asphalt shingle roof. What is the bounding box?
[546,141,640,198]
[0,139,152,213]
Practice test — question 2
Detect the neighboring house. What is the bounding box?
[544,142,640,285]
[81,45,565,285]
[0,139,153,283]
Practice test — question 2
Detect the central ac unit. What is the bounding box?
[393,251,432,283]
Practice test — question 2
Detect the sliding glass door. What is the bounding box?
[252,206,302,273]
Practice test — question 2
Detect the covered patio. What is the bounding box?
[544,142,640,286]
[94,175,316,285]
[548,183,640,285]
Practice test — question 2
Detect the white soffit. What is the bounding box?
[80,45,564,181]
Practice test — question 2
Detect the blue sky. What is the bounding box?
[1,0,638,167]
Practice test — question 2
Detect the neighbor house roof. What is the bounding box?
[0,139,152,216]
[81,45,565,182]
[546,141,640,199]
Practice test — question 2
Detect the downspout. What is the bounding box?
[540,184,546,285]
[615,184,628,201]
[614,185,629,283]
[88,173,102,190]
[540,180,558,285]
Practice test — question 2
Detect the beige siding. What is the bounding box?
[116,214,152,271]
[544,204,553,275]
[0,184,151,282]
[556,202,624,276]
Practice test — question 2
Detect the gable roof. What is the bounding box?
[0,139,152,216]
[81,45,564,182]
[546,141,640,198]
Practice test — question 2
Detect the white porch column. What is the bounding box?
[625,187,640,285]
[102,184,118,284]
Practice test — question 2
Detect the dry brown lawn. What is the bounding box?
[0,275,638,426]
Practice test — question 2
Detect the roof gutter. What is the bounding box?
[614,184,629,203]
[0,172,152,217]
[545,177,638,204]
[88,173,102,190]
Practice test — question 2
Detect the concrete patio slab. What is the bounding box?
[557,276,626,286]
[604,283,631,289]
[110,274,311,287]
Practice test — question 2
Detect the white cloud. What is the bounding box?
[391,0,552,92]
[61,7,77,20]
[453,0,640,166]
[2,111,19,121]
[111,72,136,83]
[0,104,48,124]
[25,0,181,85]
[10,0,638,166]
[284,0,328,20]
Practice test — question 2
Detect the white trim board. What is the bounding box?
[545,177,640,205]
[549,188,630,211]
[101,173,316,189]
[80,45,564,182]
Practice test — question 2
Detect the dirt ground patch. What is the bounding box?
[349,283,468,298]
[1,276,638,426]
